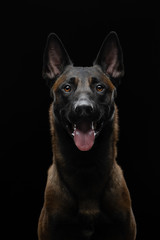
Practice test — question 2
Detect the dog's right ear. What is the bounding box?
[42,33,72,85]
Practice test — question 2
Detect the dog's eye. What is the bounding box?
[64,84,72,92]
[96,84,105,92]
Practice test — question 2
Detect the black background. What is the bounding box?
[1,2,159,240]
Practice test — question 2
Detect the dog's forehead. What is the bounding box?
[65,66,102,80]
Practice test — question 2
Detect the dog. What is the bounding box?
[38,31,137,240]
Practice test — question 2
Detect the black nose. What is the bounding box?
[75,104,93,117]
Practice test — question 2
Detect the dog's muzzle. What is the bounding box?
[64,96,104,151]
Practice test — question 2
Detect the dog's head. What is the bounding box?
[42,32,124,151]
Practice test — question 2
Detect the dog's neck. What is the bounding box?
[49,103,119,195]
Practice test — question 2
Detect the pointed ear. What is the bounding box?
[94,31,124,82]
[42,33,72,82]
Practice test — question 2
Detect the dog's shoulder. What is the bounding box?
[44,163,76,216]
[102,163,132,218]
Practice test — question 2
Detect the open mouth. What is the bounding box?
[66,119,103,151]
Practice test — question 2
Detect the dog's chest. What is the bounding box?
[78,198,100,217]
[77,199,100,237]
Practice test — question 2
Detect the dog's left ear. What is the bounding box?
[94,31,124,84]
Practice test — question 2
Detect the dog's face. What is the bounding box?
[51,65,116,151]
[43,32,124,151]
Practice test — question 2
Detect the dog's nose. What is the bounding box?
[74,93,94,117]
[75,104,93,117]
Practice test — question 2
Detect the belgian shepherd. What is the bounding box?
[38,31,136,240]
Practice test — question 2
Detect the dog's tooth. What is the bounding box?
[92,122,94,130]
[72,124,76,136]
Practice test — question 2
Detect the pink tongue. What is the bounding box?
[74,121,95,151]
